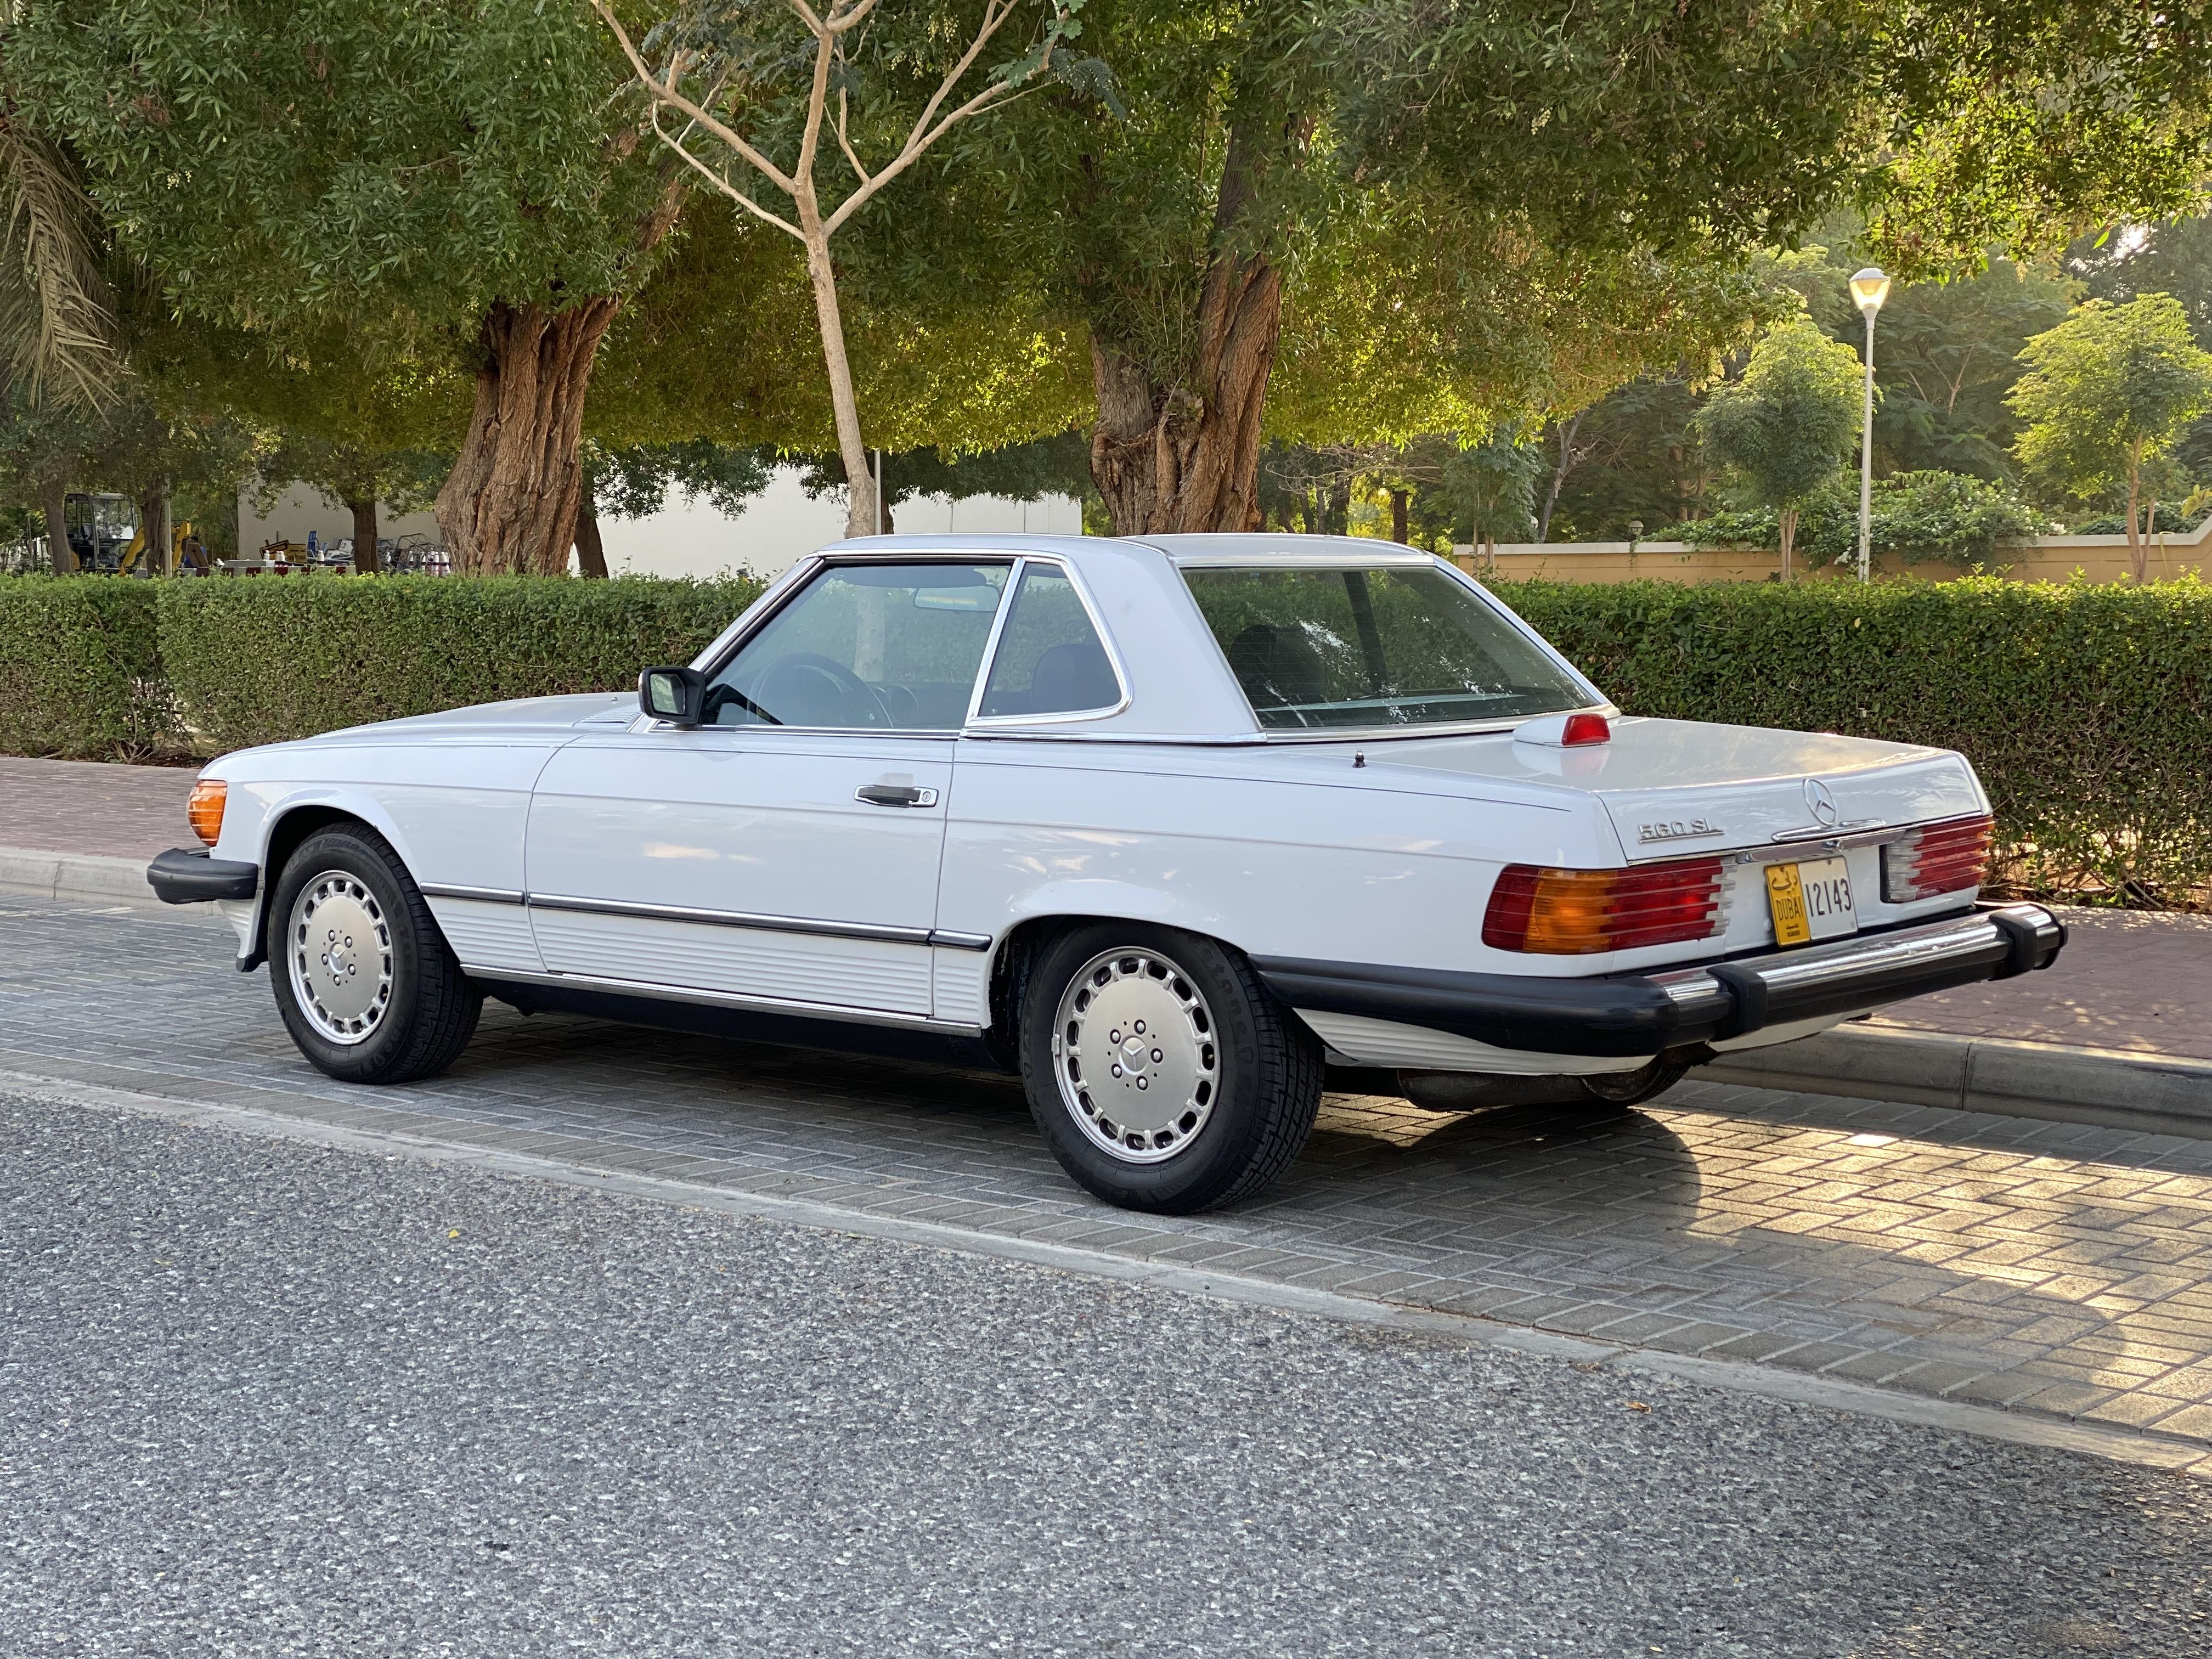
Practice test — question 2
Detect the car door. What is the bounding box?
[523,557,1012,1018]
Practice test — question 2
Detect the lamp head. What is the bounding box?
[1849,267,1891,317]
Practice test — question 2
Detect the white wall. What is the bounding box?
[596,468,1085,580]
[244,467,1085,577]
[239,482,440,552]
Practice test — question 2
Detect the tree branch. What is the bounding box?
[834,87,874,191]
[592,0,801,197]
[649,109,802,239]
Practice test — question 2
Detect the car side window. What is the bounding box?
[703,562,1009,730]
[976,565,1121,719]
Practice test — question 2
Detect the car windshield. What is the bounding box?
[1181,565,1596,731]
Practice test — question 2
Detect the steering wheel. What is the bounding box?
[749,652,892,729]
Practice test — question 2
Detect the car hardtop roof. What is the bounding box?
[811,532,1437,571]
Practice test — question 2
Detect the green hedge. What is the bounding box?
[0,578,180,760]
[2,569,2206,905]
[1488,577,2212,905]
[156,574,764,752]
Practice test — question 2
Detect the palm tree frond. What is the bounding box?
[0,114,118,411]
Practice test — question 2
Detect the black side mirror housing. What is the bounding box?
[639,665,706,726]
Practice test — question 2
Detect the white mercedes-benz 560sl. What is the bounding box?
[147,534,2064,1212]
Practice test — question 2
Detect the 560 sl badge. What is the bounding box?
[1638,817,1725,844]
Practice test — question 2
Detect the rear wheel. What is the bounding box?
[267,824,481,1084]
[1020,924,1322,1214]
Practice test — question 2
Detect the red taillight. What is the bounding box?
[1882,815,1992,902]
[1560,712,1611,747]
[1482,857,1726,954]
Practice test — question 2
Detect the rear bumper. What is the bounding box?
[146,847,260,905]
[1252,901,2065,1060]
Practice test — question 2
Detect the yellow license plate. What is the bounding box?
[1766,856,1858,947]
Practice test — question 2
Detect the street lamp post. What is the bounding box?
[1849,267,1891,584]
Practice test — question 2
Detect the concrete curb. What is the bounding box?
[0,846,166,906]
[1697,1025,2212,1142]
[8,843,2203,1144]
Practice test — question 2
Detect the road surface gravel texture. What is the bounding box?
[3,1094,2209,1658]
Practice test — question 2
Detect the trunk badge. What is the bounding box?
[1773,776,1886,842]
[1638,818,1725,844]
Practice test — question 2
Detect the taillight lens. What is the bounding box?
[1882,815,1992,902]
[187,778,227,847]
[1482,857,1726,954]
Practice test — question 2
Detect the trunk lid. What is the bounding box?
[1372,716,1987,859]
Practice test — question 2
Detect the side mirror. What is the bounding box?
[639,665,706,726]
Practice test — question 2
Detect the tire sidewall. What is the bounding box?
[268,827,438,1083]
[1019,922,1288,1213]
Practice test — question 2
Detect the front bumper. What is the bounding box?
[146,847,259,905]
[1252,901,2065,1060]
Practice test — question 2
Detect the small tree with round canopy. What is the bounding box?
[1694,318,1866,579]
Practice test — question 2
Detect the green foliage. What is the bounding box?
[1677,470,2038,567]
[1695,319,1866,515]
[2010,295,2212,509]
[156,575,763,752]
[587,440,772,521]
[1488,575,2212,905]
[13,0,669,336]
[0,575,177,757]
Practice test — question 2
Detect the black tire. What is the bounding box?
[1019,922,1323,1214]
[267,823,481,1084]
[1575,1057,1689,1107]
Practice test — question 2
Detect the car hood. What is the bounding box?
[1360,716,1986,859]
[314,692,639,742]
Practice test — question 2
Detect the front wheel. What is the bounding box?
[267,824,482,1085]
[1020,924,1323,1214]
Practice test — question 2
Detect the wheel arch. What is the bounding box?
[239,801,410,971]
[981,911,1256,1070]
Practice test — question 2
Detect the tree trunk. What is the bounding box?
[1537,411,1583,543]
[574,476,609,578]
[1087,127,1284,537]
[1390,489,1409,546]
[1779,506,1798,582]
[348,498,381,574]
[40,473,72,573]
[138,479,171,577]
[799,229,878,540]
[436,298,621,575]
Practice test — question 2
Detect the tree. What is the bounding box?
[594,0,1098,538]
[2008,295,2212,578]
[0,1,114,416]
[1694,318,1865,578]
[15,0,688,575]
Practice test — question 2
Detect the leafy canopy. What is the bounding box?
[2008,295,2212,504]
[1695,319,1867,512]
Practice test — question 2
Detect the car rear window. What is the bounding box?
[1181,565,1595,731]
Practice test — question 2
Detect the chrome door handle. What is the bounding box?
[855,784,939,808]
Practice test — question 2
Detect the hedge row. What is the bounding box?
[0,574,764,758]
[2,571,2205,904]
[1492,576,2212,905]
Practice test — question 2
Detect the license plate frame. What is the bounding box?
[1766,855,1859,947]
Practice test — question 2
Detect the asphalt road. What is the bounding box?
[3,1092,2209,1657]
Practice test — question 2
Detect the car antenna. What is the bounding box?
[1353,751,1365,768]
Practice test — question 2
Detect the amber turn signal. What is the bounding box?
[187,778,228,847]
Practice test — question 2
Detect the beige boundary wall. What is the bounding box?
[1457,516,2212,585]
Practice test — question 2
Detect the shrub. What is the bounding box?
[1677,470,2038,567]
[155,574,764,752]
[0,576,185,759]
[1488,575,2212,906]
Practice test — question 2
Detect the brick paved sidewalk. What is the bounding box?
[7,752,2207,1062]
[7,892,2212,1463]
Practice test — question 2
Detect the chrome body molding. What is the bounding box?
[524,891,935,947]
[420,882,526,905]
[928,929,994,952]
[463,964,985,1036]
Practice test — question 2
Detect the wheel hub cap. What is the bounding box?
[287,872,393,1046]
[1053,947,1218,1165]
